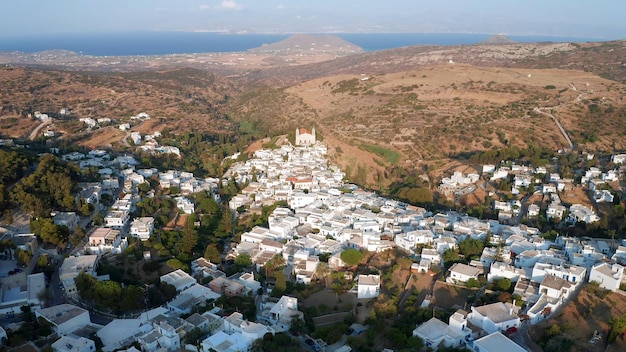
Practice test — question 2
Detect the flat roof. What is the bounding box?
[474,331,526,352]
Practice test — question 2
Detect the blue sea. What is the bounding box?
[0,32,602,56]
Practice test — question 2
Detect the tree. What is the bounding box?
[204,244,222,263]
[442,249,461,268]
[15,249,32,266]
[234,253,252,268]
[495,278,512,291]
[458,238,484,258]
[340,248,363,267]
[609,315,626,343]
[315,262,331,288]
[466,278,480,288]
[274,270,287,295]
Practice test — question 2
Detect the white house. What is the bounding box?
[130,217,155,241]
[487,262,527,283]
[472,331,526,352]
[357,275,381,299]
[35,304,91,335]
[59,255,99,296]
[412,310,472,350]
[589,262,624,291]
[103,210,130,230]
[447,263,480,283]
[160,269,197,292]
[258,295,304,332]
[87,227,127,254]
[51,335,96,352]
[539,275,575,300]
[468,302,520,334]
[568,204,599,223]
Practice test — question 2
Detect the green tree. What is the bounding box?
[234,253,252,268]
[609,315,626,343]
[466,278,480,288]
[340,248,363,267]
[458,238,484,258]
[274,270,287,295]
[495,278,512,291]
[442,249,461,267]
[15,249,32,266]
[204,244,222,263]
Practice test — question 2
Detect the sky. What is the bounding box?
[2,0,625,39]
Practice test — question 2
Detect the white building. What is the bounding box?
[160,269,197,292]
[88,227,127,254]
[412,310,472,350]
[468,302,520,334]
[589,262,624,291]
[52,335,96,352]
[103,210,130,230]
[258,295,304,332]
[35,304,91,335]
[472,331,526,352]
[129,217,155,241]
[447,263,480,283]
[59,255,99,296]
[295,127,316,146]
[357,275,381,299]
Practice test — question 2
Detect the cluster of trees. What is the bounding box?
[30,217,70,246]
[136,130,254,178]
[467,145,554,166]
[75,272,147,314]
[0,149,30,221]
[11,154,87,217]
[442,237,488,270]
[135,190,233,270]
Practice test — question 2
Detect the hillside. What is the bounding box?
[249,33,363,54]
[529,284,626,352]
[229,63,626,186]
[2,39,626,189]
[0,66,239,145]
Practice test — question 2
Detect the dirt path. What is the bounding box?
[28,120,51,140]
[534,107,574,151]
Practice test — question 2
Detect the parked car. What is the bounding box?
[505,326,518,335]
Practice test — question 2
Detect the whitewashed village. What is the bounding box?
[1,123,626,352]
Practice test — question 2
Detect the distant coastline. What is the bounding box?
[0,31,602,56]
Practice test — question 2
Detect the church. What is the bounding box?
[295,127,316,146]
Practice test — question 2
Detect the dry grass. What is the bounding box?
[529,285,626,352]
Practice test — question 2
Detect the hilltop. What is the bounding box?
[249,33,363,54]
[481,34,517,44]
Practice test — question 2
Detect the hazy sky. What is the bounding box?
[2,0,625,39]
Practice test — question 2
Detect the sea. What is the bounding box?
[0,32,603,56]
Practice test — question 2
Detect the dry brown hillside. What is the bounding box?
[529,284,626,352]
[0,66,238,144]
[230,64,626,186]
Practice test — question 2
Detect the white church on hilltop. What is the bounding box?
[295,127,316,146]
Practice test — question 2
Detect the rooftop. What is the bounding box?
[473,331,526,352]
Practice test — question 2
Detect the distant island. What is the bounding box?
[481,34,517,45]
[249,33,363,53]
